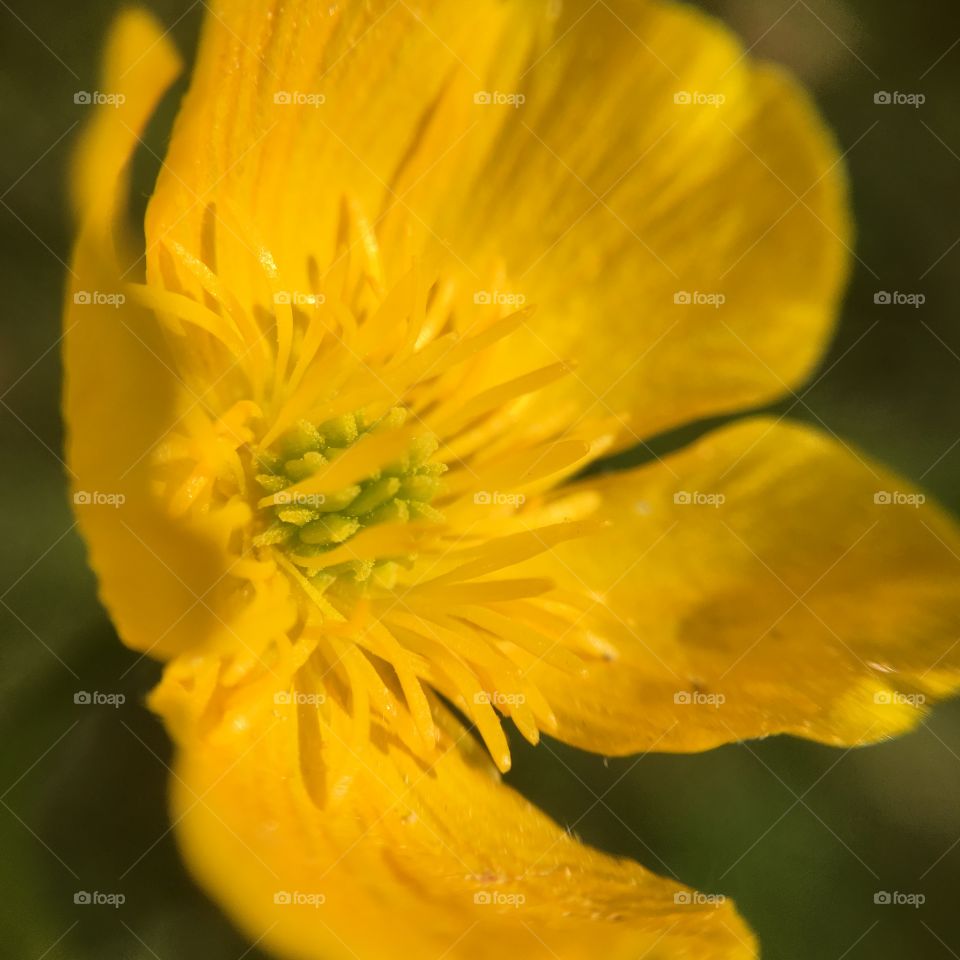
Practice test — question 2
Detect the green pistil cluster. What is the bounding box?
[252,408,444,590]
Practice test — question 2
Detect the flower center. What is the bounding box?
[250,407,445,592]
[140,198,613,781]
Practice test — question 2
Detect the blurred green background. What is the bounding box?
[2,0,959,957]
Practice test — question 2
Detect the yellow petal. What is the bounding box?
[458,2,852,444]
[69,8,180,224]
[147,0,849,448]
[64,12,238,659]
[170,693,756,960]
[144,0,543,296]
[522,419,960,753]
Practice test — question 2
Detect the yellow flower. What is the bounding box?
[64,3,960,958]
